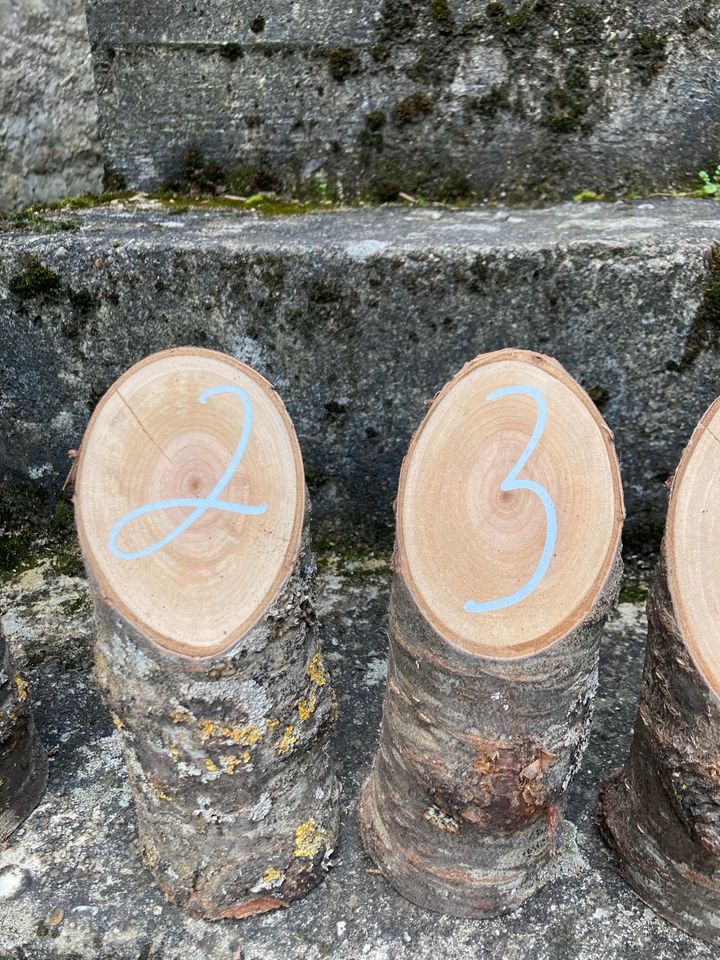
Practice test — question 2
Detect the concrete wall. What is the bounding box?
[0,0,103,212]
[3,200,720,553]
[85,0,720,200]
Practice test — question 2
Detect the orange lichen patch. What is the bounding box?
[169,744,181,761]
[215,896,284,919]
[307,653,327,686]
[267,718,280,730]
[277,725,297,755]
[200,720,219,740]
[143,837,160,868]
[263,866,282,884]
[294,819,327,859]
[223,754,243,774]
[298,690,317,721]
[219,724,263,746]
[150,781,173,802]
[170,709,189,724]
[111,712,125,731]
[204,758,220,773]
[14,676,28,702]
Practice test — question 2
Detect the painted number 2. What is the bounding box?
[109,385,268,560]
[465,384,557,614]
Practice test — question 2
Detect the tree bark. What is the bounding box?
[359,551,622,918]
[0,626,48,841]
[598,548,720,946]
[91,521,340,919]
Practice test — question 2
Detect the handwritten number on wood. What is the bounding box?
[109,385,268,560]
[465,385,557,614]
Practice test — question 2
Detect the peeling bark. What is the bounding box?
[359,553,622,918]
[598,549,720,946]
[90,523,340,919]
[0,626,47,841]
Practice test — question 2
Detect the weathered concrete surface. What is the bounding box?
[0,549,716,958]
[85,0,720,199]
[0,0,103,213]
[3,200,720,554]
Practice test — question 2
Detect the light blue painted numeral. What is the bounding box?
[108,384,268,561]
[465,384,557,614]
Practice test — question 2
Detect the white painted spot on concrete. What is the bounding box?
[0,866,29,900]
[344,240,391,261]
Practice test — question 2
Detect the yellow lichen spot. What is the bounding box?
[223,754,242,775]
[152,785,173,802]
[0,777,5,787]
[298,691,317,722]
[144,837,160,868]
[112,713,125,731]
[263,866,282,885]
[200,720,219,740]
[219,724,263,746]
[266,718,280,731]
[277,725,297,755]
[241,751,252,764]
[204,758,220,773]
[170,709,189,724]
[169,744,181,761]
[294,819,327,859]
[14,676,28,702]
[307,653,327,687]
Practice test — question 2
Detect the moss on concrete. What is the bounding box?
[9,257,61,299]
[327,48,362,81]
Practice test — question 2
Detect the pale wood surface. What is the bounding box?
[396,349,624,658]
[75,348,304,658]
[667,394,720,698]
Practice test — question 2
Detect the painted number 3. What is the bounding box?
[465,385,557,614]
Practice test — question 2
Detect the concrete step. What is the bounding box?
[85,0,720,198]
[3,198,720,553]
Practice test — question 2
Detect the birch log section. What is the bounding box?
[598,395,720,946]
[0,624,47,840]
[73,347,339,919]
[359,348,624,917]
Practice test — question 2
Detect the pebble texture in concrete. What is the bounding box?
[84,0,720,198]
[0,0,103,212]
[3,200,720,553]
[0,551,716,959]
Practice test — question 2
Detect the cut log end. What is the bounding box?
[362,349,624,918]
[666,394,720,698]
[77,349,340,917]
[598,394,720,947]
[395,348,624,659]
[74,347,305,659]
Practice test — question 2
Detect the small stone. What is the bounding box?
[94,258,104,269]
[336,920,346,940]
[47,907,64,927]
[0,866,30,900]
[152,905,163,916]
[402,931,412,944]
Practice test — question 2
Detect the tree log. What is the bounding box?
[359,348,624,917]
[598,396,720,946]
[0,625,47,841]
[74,347,339,918]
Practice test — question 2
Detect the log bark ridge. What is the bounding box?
[0,626,48,841]
[598,548,720,946]
[359,552,622,918]
[92,518,340,920]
